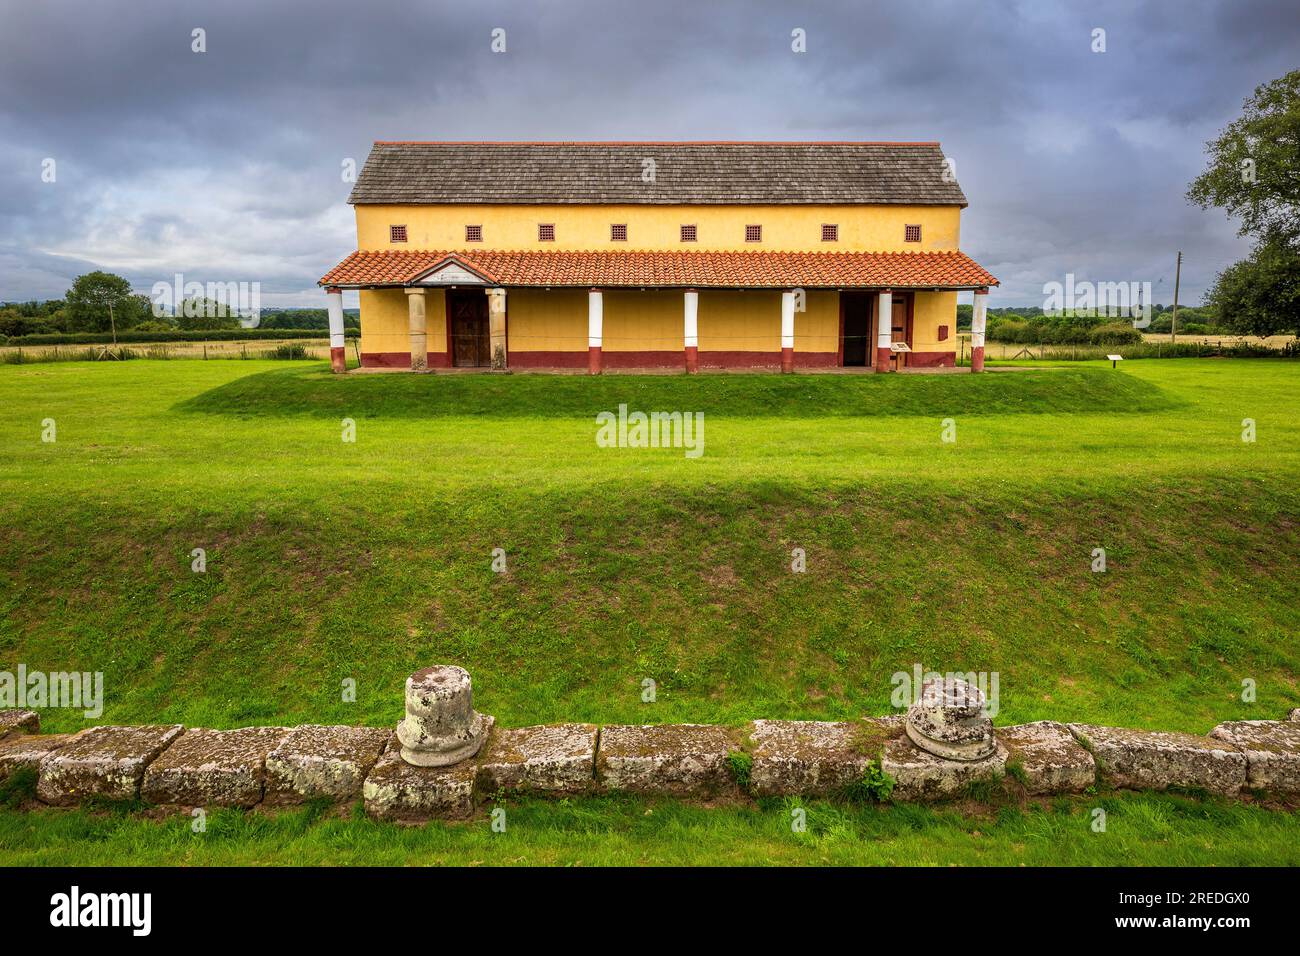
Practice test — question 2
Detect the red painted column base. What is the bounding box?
[330,346,346,373]
[781,346,794,373]
[971,346,985,373]
[588,346,602,375]
[875,346,892,373]
[685,345,698,374]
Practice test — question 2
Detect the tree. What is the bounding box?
[1187,70,1300,250]
[1206,238,1300,337]
[65,271,147,334]
[175,298,242,331]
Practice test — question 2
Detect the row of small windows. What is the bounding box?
[388,223,923,244]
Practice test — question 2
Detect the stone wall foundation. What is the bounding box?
[4,689,1298,821]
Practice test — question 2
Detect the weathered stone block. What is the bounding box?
[362,732,482,821]
[263,724,390,805]
[36,725,184,805]
[882,735,1007,801]
[748,717,903,797]
[476,723,597,795]
[1068,724,1245,797]
[1208,720,1300,794]
[0,732,79,781]
[1289,708,1300,722]
[995,721,1096,794]
[0,710,40,739]
[141,726,289,808]
[596,724,736,797]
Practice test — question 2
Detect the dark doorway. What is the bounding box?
[448,289,490,367]
[841,292,872,366]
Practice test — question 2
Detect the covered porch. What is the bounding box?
[320,249,997,374]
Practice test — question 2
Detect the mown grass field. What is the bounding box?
[0,357,1297,865]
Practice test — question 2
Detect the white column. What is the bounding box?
[683,290,699,348]
[683,289,699,373]
[587,288,603,374]
[325,287,346,373]
[487,287,507,370]
[405,287,427,371]
[780,290,795,373]
[876,291,893,372]
[971,288,988,372]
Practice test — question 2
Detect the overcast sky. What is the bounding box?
[2,0,1298,307]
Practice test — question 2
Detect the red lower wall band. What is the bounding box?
[359,349,955,370]
[359,351,452,369]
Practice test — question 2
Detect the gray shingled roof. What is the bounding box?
[348,142,967,206]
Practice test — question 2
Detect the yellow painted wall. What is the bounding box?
[698,290,778,351]
[504,289,841,355]
[506,289,587,353]
[362,285,954,359]
[359,288,446,355]
[601,290,680,353]
[910,291,957,354]
[356,203,961,253]
[796,291,841,355]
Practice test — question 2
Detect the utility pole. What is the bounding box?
[96,297,123,361]
[1170,251,1182,343]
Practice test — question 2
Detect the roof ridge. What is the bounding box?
[372,140,943,147]
[351,247,964,257]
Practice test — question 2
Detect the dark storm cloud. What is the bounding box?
[1,0,1298,305]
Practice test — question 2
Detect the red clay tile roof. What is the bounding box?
[319,249,998,290]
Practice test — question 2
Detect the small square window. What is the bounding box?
[904,224,922,243]
[389,224,408,243]
[538,223,556,242]
[680,224,697,242]
[610,223,628,242]
[821,224,838,242]
[465,225,483,242]
[745,224,762,243]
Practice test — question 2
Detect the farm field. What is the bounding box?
[958,333,1297,361]
[0,357,1297,864]
[0,336,339,362]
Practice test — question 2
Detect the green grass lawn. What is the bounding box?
[0,357,1297,864]
[3,792,1297,866]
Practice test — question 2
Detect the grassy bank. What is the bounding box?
[0,359,1296,735]
[0,359,1297,864]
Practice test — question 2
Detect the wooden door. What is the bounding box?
[449,291,489,367]
[889,295,908,343]
[841,292,871,366]
[890,293,910,368]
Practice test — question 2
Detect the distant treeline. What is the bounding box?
[955,302,1225,344]
[1,301,359,339]
[4,328,357,347]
